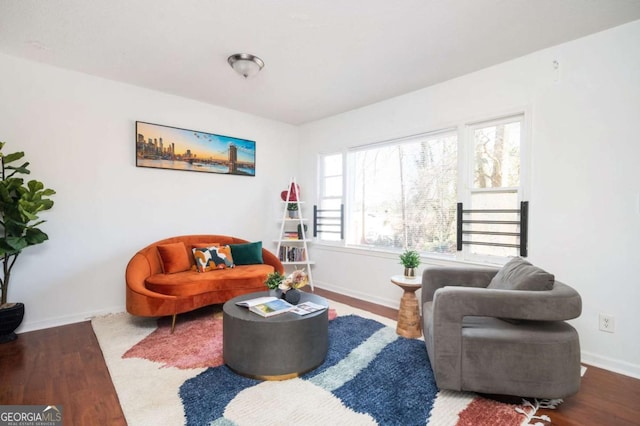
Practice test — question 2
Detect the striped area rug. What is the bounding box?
[92,299,559,425]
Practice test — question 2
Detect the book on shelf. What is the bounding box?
[297,224,307,239]
[290,301,327,316]
[235,296,294,317]
[279,246,307,262]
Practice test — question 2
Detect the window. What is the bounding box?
[317,153,344,242]
[316,113,526,262]
[464,115,524,259]
[347,130,458,253]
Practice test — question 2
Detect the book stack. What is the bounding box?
[278,246,307,262]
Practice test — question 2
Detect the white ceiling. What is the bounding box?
[1,1,640,125]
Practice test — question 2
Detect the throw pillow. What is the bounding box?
[487,257,554,291]
[192,246,215,272]
[210,245,235,269]
[229,241,264,265]
[157,242,191,274]
[192,245,235,272]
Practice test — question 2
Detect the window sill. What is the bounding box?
[311,242,508,268]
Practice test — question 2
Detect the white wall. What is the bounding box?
[299,20,640,378]
[0,53,298,332]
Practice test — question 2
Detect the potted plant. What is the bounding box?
[0,142,55,343]
[399,249,420,278]
[287,202,298,218]
[264,271,285,296]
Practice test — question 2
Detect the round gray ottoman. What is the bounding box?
[223,291,329,380]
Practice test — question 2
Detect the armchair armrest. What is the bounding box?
[433,282,582,324]
[421,265,498,307]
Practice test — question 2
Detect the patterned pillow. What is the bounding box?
[192,245,235,272]
[211,245,235,269]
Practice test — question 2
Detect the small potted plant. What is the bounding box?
[399,250,421,278]
[265,271,285,296]
[287,203,298,218]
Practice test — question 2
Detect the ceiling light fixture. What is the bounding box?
[227,53,264,78]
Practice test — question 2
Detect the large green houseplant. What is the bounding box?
[0,142,55,342]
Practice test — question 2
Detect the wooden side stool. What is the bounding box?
[391,275,422,338]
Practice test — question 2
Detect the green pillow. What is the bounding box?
[229,241,264,265]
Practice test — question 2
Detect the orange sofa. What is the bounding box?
[126,235,284,330]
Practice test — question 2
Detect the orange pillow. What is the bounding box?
[157,242,191,274]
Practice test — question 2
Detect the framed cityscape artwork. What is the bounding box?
[135,121,256,176]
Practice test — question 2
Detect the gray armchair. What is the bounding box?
[421,261,582,399]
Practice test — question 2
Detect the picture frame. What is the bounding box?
[135,121,256,176]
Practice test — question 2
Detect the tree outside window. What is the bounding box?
[467,116,523,258]
[317,113,526,261]
[348,131,457,253]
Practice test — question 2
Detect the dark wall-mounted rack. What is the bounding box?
[456,201,528,257]
[313,204,344,240]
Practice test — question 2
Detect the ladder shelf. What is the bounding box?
[276,177,315,289]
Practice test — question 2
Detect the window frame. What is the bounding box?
[316,152,345,245]
[459,113,528,263]
[315,110,530,265]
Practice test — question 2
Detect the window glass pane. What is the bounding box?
[320,198,342,210]
[318,232,341,242]
[348,132,457,253]
[473,121,521,188]
[318,153,344,242]
[323,176,342,197]
[467,191,520,257]
[317,199,342,241]
[323,154,342,176]
[470,191,518,210]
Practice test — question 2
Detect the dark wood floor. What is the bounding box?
[0,320,126,425]
[1,288,638,426]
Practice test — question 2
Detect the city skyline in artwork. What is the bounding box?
[135,121,256,176]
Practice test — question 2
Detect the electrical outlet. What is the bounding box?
[599,313,615,333]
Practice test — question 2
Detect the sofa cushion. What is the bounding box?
[145,264,274,297]
[157,242,192,274]
[488,257,554,291]
[230,241,264,265]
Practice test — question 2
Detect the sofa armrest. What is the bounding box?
[126,252,179,316]
[421,265,498,307]
[261,248,284,274]
[125,253,177,300]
